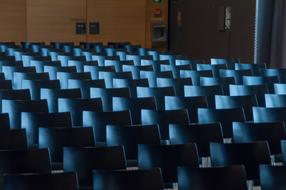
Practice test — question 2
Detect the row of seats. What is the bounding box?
[4,165,280,190]
[2,93,286,139]
[0,41,286,189]
[2,141,286,190]
[4,119,286,160]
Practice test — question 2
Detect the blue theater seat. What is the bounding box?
[137,86,175,111]
[39,127,95,167]
[63,146,126,187]
[169,123,223,158]
[210,142,271,180]
[184,85,223,107]
[0,113,11,129]
[44,65,76,80]
[233,122,286,155]
[165,96,208,123]
[157,78,192,96]
[138,143,199,184]
[4,66,35,80]
[215,95,258,121]
[253,107,286,123]
[0,128,27,150]
[3,172,78,190]
[113,78,148,98]
[113,97,157,125]
[229,84,268,106]
[83,110,131,142]
[198,108,246,138]
[141,109,189,140]
[58,98,102,126]
[67,79,105,99]
[178,166,247,190]
[2,99,48,129]
[93,168,164,190]
[21,112,72,146]
[40,88,82,113]
[90,87,130,111]
[30,60,61,73]
[0,89,31,112]
[0,149,51,175]
[57,71,91,89]
[106,125,160,162]
[260,165,286,190]
[22,79,60,100]
[13,72,49,89]
[265,94,286,108]
[274,83,286,94]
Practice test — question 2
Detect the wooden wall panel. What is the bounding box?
[0,0,27,42]
[0,0,167,48]
[87,0,146,46]
[27,0,86,43]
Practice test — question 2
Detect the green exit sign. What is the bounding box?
[153,0,162,3]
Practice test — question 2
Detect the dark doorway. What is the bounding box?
[169,0,256,63]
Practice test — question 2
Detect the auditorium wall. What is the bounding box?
[26,0,87,44]
[0,0,27,42]
[0,0,168,47]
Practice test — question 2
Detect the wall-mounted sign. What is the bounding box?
[89,22,100,35]
[153,0,162,3]
[75,22,86,35]
[153,8,162,18]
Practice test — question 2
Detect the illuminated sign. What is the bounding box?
[153,0,162,3]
